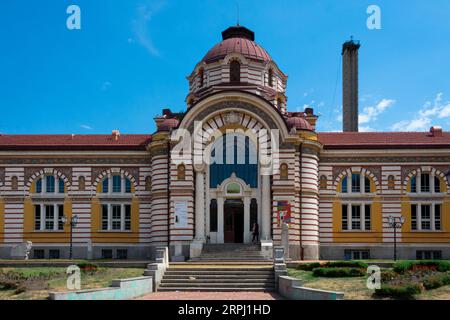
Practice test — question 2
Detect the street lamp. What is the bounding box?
[387,215,405,261]
[61,215,79,259]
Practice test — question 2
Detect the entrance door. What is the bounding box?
[224,200,244,243]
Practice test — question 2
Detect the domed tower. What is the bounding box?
[186,25,288,113]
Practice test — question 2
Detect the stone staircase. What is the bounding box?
[157,244,275,292]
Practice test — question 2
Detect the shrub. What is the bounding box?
[422,273,450,290]
[77,262,99,273]
[324,261,368,269]
[296,263,321,271]
[375,283,423,299]
[393,260,450,274]
[312,267,365,277]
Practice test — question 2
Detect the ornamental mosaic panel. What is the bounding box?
[187,101,281,132]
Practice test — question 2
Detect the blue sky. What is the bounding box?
[1,0,449,134]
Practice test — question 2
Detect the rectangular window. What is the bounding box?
[411,204,417,230]
[46,176,55,193]
[58,205,64,230]
[411,176,417,193]
[344,250,370,260]
[352,174,361,193]
[102,178,109,193]
[49,249,60,259]
[421,204,431,230]
[342,205,348,230]
[210,199,218,232]
[33,249,45,259]
[36,179,42,193]
[45,205,54,230]
[341,177,348,193]
[101,249,113,259]
[111,205,121,230]
[434,176,441,193]
[117,249,128,260]
[421,173,430,192]
[364,177,371,193]
[417,250,442,260]
[124,205,131,231]
[351,205,361,230]
[435,204,441,231]
[112,175,121,193]
[58,179,65,193]
[364,205,371,230]
[102,205,108,230]
[125,179,131,193]
[34,205,41,230]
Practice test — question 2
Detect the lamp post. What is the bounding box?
[388,215,405,261]
[61,215,78,259]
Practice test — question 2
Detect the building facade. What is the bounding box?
[0,26,449,261]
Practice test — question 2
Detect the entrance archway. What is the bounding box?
[224,199,244,243]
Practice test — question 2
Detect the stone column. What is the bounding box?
[261,174,271,240]
[194,166,205,241]
[244,197,250,243]
[217,197,224,243]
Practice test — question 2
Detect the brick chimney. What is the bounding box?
[430,126,443,137]
[342,38,360,132]
[112,130,120,141]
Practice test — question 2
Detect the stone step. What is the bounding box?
[159,282,275,288]
[166,268,273,272]
[161,279,275,284]
[164,274,275,280]
[171,261,272,265]
[157,287,274,292]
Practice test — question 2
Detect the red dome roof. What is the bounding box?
[287,117,313,131]
[202,26,272,63]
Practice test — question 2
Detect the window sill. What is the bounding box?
[97,230,132,233]
[341,230,372,233]
[33,230,65,233]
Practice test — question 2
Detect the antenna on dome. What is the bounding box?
[236,3,240,26]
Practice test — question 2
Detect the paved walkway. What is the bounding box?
[138,291,284,300]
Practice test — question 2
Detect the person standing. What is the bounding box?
[252,222,259,244]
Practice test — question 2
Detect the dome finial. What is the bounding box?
[236,3,240,26]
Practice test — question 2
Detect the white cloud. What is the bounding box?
[359,98,395,124]
[359,126,375,132]
[391,93,450,132]
[80,124,93,130]
[131,1,165,57]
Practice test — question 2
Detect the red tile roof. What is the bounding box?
[318,132,450,149]
[0,134,152,151]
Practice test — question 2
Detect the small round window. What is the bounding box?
[226,183,241,194]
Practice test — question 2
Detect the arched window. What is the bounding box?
[388,175,395,190]
[101,175,132,194]
[230,60,241,83]
[35,175,65,194]
[11,176,18,191]
[268,69,274,87]
[145,176,152,191]
[177,164,186,181]
[280,163,288,180]
[78,176,85,191]
[320,175,328,190]
[198,68,204,88]
[340,173,373,194]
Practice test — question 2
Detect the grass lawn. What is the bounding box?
[0,267,144,300]
[287,268,450,300]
